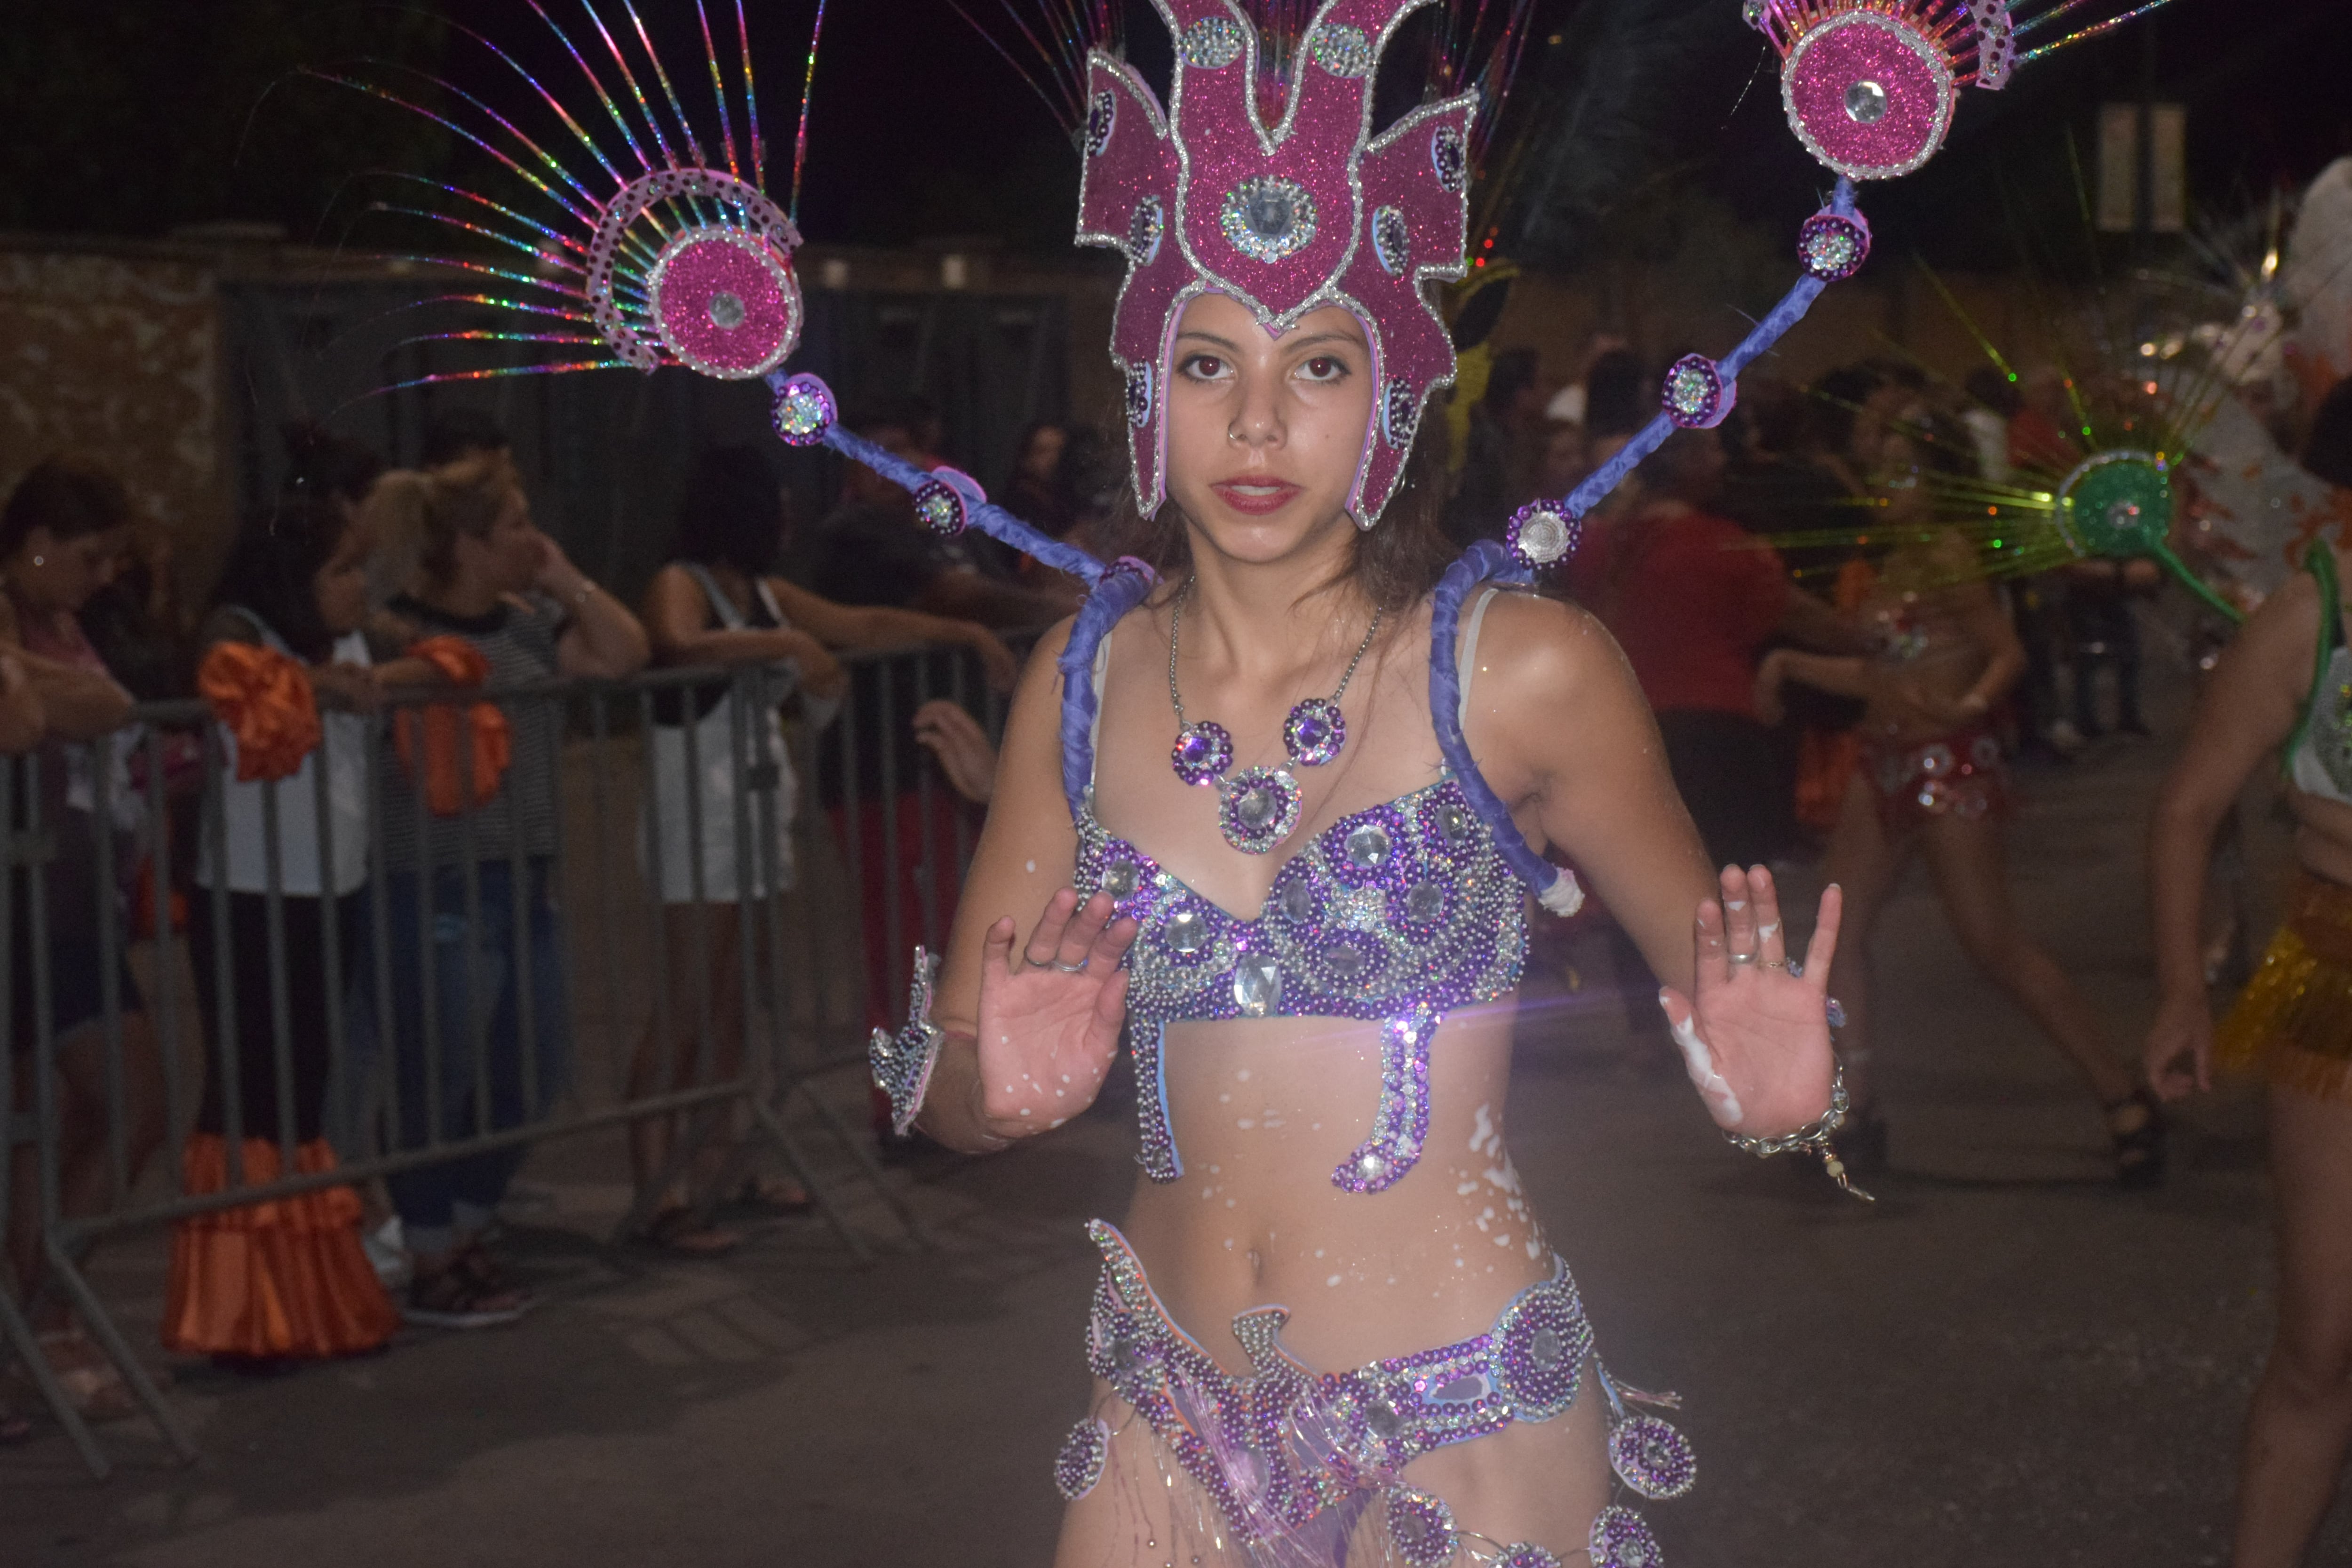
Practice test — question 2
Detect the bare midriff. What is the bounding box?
[1113,996,1552,1378]
[1857,572,1993,749]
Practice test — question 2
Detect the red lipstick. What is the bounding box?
[1209,477,1303,516]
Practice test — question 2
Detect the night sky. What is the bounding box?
[0,1,2346,268]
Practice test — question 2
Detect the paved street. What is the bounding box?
[0,638,2332,1567]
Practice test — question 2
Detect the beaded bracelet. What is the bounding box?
[1723,1057,1872,1202]
[869,947,946,1138]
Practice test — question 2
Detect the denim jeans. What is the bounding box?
[378,858,571,1254]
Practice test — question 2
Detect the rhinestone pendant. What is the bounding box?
[1283,697,1346,767]
[1170,721,1234,787]
[1218,766,1302,854]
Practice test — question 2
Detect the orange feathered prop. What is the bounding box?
[394,636,511,815]
[198,643,323,783]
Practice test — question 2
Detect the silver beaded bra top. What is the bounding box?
[1064,587,1533,1194]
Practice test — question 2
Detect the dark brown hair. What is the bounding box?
[1093,421,1457,615]
[0,453,131,560]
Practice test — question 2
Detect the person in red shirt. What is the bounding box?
[1570,429,1851,868]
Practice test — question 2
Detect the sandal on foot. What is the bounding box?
[640,1207,742,1256]
[403,1269,529,1330]
[34,1331,139,1423]
[732,1177,813,1217]
[2106,1087,2168,1189]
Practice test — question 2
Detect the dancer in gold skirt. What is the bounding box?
[2146,394,2352,1567]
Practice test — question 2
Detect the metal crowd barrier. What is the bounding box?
[0,641,1006,1477]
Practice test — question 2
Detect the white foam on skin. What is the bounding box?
[1665,995,1744,1126]
[1469,1104,1503,1160]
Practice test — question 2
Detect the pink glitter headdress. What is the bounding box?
[973,0,1534,528]
[1748,0,2187,182]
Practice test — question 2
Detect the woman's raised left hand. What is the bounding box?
[1658,865,1843,1138]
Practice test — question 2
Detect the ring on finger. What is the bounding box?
[1758,959,1788,971]
[1051,957,1090,975]
[1023,952,1055,970]
[1728,951,1758,965]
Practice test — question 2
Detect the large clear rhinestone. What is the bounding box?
[1438,802,1474,845]
[1237,786,1280,830]
[1366,1398,1405,1438]
[1530,1328,1563,1368]
[1233,955,1282,1017]
[1104,860,1140,897]
[1405,881,1443,920]
[1845,79,1888,124]
[1322,943,1367,980]
[707,291,747,330]
[1279,879,1314,922]
[1346,825,1391,869]
[1167,906,1208,956]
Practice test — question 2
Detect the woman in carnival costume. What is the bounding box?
[318,0,2185,1551]
[873,3,1862,1560]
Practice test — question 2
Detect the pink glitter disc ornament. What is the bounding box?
[1749,1,2188,183]
[648,226,803,379]
[1780,11,1955,181]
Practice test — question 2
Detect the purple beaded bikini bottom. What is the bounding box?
[1053,1221,1694,1568]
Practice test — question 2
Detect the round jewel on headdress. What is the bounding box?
[913,479,968,539]
[2057,450,2175,561]
[770,374,837,446]
[1507,501,1582,572]
[1128,197,1166,265]
[1052,1418,1111,1501]
[1383,1488,1457,1568]
[1382,380,1421,449]
[1125,363,1154,429]
[1589,1506,1662,1568]
[1499,1549,1563,1568]
[1609,1415,1699,1499]
[1779,11,1957,181]
[1310,22,1375,77]
[1085,89,1117,157]
[1181,14,1247,70]
[1372,206,1411,278]
[1221,176,1319,264]
[1429,125,1469,194]
[1798,211,1872,280]
[1662,354,1732,430]
[647,227,801,380]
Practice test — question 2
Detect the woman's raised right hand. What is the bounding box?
[969,889,1137,1142]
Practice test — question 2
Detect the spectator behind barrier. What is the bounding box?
[367,466,646,1328]
[166,486,445,1368]
[628,446,1014,1248]
[0,454,148,1430]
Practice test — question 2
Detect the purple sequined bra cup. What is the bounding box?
[1076,772,1527,1192]
[1061,1220,1684,1563]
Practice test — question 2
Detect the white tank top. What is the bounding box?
[195,617,373,897]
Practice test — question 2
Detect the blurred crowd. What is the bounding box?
[0,401,1090,1435]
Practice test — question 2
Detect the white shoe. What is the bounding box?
[365,1217,413,1290]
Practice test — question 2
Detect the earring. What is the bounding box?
[30,556,42,567]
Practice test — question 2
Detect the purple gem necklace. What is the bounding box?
[1167,578,1383,855]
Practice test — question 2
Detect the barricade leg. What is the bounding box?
[43,1234,194,1463]
[0,1262,110,1479]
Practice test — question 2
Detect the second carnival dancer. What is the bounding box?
[873,2,1848,1561]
